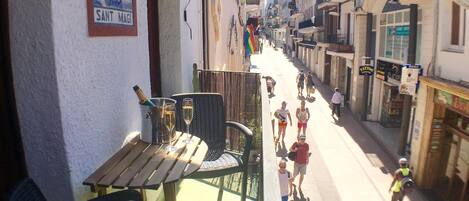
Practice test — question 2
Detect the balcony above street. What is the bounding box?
[317,34,354,53]
[327,43,354,53]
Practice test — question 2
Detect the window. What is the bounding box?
[372,15,377,31]
[451,2,460,45]
[378,9,422,62]
[449,1,466,49]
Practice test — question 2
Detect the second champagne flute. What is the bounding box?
[182,98,194,144]
[164,102,177,152]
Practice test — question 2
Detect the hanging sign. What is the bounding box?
[87,0,138,36]
[399,65,421,96]
[359,65,374,76]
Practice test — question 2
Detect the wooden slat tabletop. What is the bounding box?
[83,132,208,190]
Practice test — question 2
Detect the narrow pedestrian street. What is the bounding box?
[251,45,430,201]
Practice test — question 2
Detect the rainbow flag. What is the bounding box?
[244,24,257,56]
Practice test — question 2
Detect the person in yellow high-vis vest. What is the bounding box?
[389,158,413,201]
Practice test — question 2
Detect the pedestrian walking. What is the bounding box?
[331,88,342,119]
[290,134,309,193]
[264,76,276,96]
[278,160,293,201]
[274,101,292,143]
[296,71,305,97]
[295,100,310,138]
[306,72,315,98]
[259,40,263,54]
[389,158,415,201]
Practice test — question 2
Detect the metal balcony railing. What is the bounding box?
[318,33,354,53]
[195,69,281,201]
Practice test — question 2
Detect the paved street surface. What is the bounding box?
[251,45,429,201]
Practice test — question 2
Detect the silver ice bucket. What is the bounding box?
[140,98,176,144]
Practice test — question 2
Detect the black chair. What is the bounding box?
[88,190,142,201]
[171,93,253,201]
[8,178,47,201]
[7,178,141,201]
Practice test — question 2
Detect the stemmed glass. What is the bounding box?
[182,98,194,144]
[164,102,177,152]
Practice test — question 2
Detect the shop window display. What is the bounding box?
[380,85,403,127]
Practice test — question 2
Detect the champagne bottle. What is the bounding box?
[132,85,155,107]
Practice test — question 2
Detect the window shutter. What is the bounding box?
[451,2,460,45]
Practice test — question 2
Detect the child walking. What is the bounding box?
[278,160,293,201]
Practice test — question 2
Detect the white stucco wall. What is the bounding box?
[208,0,245,71]
[10,0,151,200]
[158,0,202,96]
[51,1,150,200]
[180,0,203,92]
[436,0,469,82]
[9,0,74,200]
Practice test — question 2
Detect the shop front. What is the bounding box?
[376,59,404,128]
[418,78,469,201]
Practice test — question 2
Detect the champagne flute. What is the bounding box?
[164,102,177,152]
[182,98,194,144]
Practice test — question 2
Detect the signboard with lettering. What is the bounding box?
[376,64,386,80]
[399,66,420,95]
[359,65,374,76]
[435,90,469,115]
[87,0,137,36]
[395,26,409,36]
[376,60,403,82]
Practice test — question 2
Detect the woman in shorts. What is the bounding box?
[274,101,292,143]
[296,100,310,138]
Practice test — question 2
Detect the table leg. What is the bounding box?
[140,188,147,201]
[163,182,177,201]
[96,186,107,196]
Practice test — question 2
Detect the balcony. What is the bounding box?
[317,0,339,11]
[246,0,260,5]
[318,34,354,53]
[190,69,281,201]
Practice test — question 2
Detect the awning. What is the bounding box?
[326,50,354,60]
[298,40,317,48]
[299,19,314,30]
[318,2,339,10]
[289,12,304,19]
[298,26,323,34]
[421,77,469,100]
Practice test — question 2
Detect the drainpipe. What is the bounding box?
[202,0,208,69]
[398,4,418,156]
[430,0,439,76]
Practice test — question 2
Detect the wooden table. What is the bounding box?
[83,132,208,201]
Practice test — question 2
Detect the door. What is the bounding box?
[148,0,162,97]
[346,67,352,103]
[448,137,469,201]
[324,54,331,85]
[0,0,27,196]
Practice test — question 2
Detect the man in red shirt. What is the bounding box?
[290,134,309,192]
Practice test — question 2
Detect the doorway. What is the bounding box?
[147,0,162,97]
[345,67,352,104]
[324,54,331,85]
[427,105,469,201]
[0,0,27,196]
